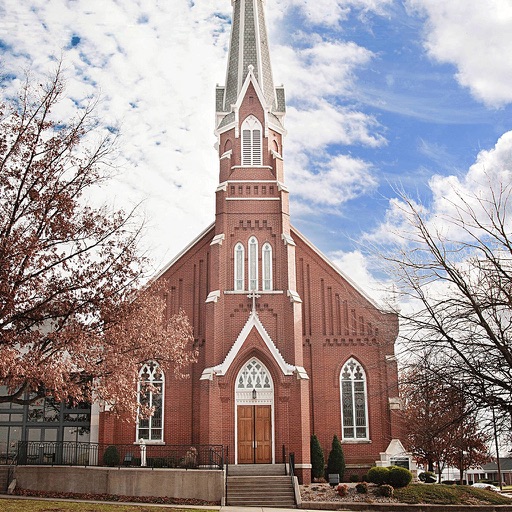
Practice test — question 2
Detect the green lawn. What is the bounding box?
[0,499,213,512]
[394,484,512,505]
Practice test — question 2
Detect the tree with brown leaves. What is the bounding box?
[0,68,196,417]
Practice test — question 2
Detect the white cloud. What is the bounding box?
[368,130,512,246]
[407,0,512,107]
[272,0,393,26]
[289,154,377,206]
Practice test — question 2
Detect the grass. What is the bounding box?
[0,499,213,512]
[394,484,512,505]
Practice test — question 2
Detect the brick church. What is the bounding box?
[99,0,405,483]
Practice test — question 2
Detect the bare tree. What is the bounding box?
[383,178,512,419]
[0,67,196,416]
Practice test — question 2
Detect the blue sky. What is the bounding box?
[1,0,511,301]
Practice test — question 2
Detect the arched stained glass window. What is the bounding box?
[234,242,245,291]
[340,358,368,440]
[262,243,272,291]
[241,115,262,166]
[248,236,258,291]
[137,361,164,442]
[237,359,272,390]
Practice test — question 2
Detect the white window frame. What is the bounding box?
[137,361,165,442]
[241,115,263,166]
[340,358,369,441]
[248,236,258,291]
[262,242,273,291]
[234,242,245,291]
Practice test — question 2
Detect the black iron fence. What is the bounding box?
[16,441,224,470]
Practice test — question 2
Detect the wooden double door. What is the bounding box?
[237,405,272,464]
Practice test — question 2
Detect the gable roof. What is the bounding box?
[200,308,309,381]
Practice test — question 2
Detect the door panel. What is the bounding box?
[255,405,272,464]
[237,405,272,464]
[237,406,254,464]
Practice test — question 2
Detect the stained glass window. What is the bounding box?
[340,358,368,440]
[137,362,164,442]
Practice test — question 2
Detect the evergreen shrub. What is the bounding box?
[310,434,325,480]
[367,466,390,485]
[356,482,368,494]
[103,445,120,467]
[326,435,345,481]
[387,466,413,488]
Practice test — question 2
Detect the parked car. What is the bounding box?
[472,483,500,492]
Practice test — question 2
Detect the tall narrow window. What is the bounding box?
[241,115,262,166]
[340,358,368,440]
[137,362,164,442]
[248,236,258,291]
[262,243,273,291]
[234,243,245,291]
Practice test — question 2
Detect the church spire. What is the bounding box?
[217,0,285,117]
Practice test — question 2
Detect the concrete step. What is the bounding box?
[228,464,286,476]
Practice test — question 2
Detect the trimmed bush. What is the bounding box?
[388,466,413,488]
[350,474,360,482]
[103,445,120,467]
[310,434,325,480]
[356,482,368,494]
[327,435,345,481]
[367,466,390,485]
[379,484,394,498]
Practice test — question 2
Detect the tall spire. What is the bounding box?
[218,0,284,115]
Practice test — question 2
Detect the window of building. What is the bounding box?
[242,115,262,166]
[137,362,164,442]
[248,236,258,291]
[340,358,368,440]
[262,243,273,291]
[234,242,245,291]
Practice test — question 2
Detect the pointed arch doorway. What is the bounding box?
[235,358,274,464]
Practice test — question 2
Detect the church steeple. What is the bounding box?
[216,0,285,131]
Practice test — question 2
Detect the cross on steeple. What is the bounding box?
[247,291,261,313]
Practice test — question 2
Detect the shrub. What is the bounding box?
[379,484,394,498]
[367,466,390,485]
[356,482,368,494]
[103,446,120,467]
[387,466,413,488]
[350,474,360,482]
[336,484,349,497]
[310,434,325,480]
[362,474,369,482]
[327,435,345,481]
[419,471,436,483]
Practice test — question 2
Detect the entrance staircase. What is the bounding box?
[226,464,296,508]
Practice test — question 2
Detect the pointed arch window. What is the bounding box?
[262,243,273,291]
[248,236,258,291]
[234,242,245,291]
[340,358,368,440]
[237,358,272,391]
[137,362,164,442]
[242,115,262,166]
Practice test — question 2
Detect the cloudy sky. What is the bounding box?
[1,0,511,301]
